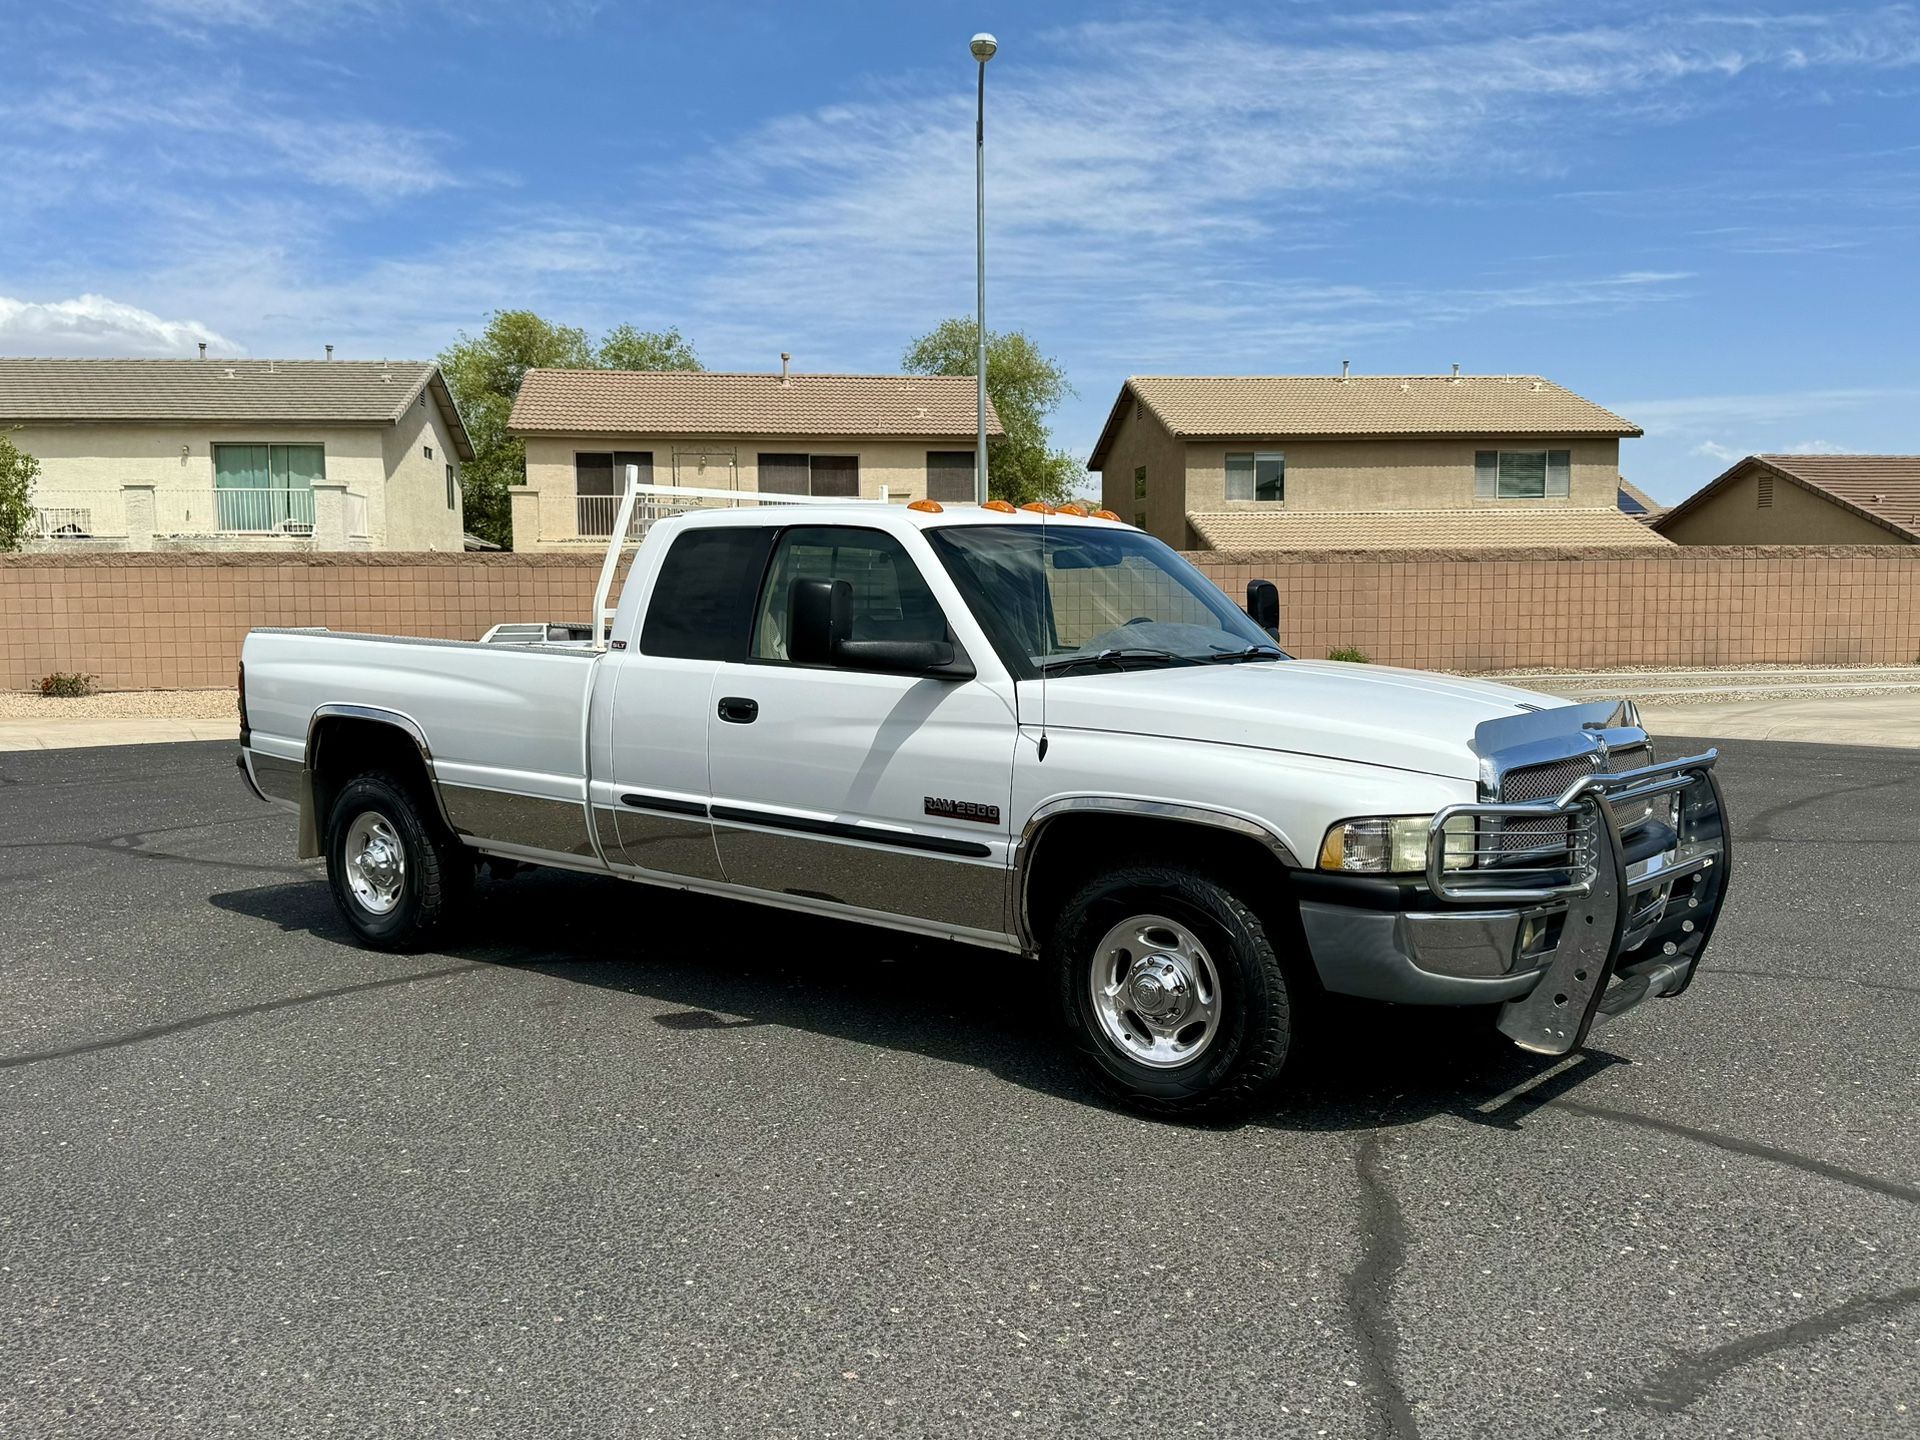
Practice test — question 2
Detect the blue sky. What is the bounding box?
[3,1,1917,502]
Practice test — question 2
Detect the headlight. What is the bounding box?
[1318,814,1475,874]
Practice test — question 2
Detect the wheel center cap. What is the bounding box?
[1128,954,1190,1022]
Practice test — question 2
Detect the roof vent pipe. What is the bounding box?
[326,344,333,360]
[1340,359,1350,380]
[197,342,207,361]
[1452,362,1461,378]
[780,352,791,384]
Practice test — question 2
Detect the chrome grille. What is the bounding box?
[1493,743,1656,854]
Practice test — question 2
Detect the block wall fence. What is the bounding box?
[2,546,1918,692]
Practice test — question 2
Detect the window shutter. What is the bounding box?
[1474,451,1498,499]
[758,453,810,495]
[1546,450,1570,497]
[926,451,975,502]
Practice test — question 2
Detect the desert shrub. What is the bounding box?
[37,672,97,697]
[1326,646,1371,664]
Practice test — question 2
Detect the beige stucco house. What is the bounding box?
[1,358,473,552]
[505,365,1003,551]
[1089,372,1666,550]
[1655,454,1920,545]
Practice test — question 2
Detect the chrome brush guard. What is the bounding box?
[1423,718,1733,1054]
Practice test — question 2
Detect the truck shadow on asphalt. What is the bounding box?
[211,867,1623,1136]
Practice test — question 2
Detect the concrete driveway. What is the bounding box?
[0,739,1913,1438]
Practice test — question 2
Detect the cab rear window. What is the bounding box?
[639,528,775,661]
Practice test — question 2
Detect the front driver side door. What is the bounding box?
[704,524,1018,942]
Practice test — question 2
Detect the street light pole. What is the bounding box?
[971,32,997,505]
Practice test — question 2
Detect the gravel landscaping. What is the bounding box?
[0,687,238,721]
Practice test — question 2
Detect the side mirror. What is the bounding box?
[787,577,975,679]
[788,577,849,665]
[1246,579,1281,640]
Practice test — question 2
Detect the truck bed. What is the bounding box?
[243,628,604,861]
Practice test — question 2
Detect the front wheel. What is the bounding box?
[1052,864,1296,1119]
[324,772,471,952]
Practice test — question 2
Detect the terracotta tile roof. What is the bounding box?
[1653,454,1920,542]
[508,370,1003,439]
[1091,373,1639,468]
[1187,507,1674,551]
[0,357,472,458]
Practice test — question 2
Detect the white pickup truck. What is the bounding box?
[238,492,1730,1117]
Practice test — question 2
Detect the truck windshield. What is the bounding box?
[926,524,1285,679]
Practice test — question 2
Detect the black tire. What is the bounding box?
[1052,863,1296,1120]
[324,772,472,952]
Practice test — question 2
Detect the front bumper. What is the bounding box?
[1300,750,1731,1054]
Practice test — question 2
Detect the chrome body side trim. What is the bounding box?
[441,784,596,858]
[463,842,1022,952]
[1011,797,1302,952]
[248,751,303,809]
[709,819,1008,935]
[610,803,726,882]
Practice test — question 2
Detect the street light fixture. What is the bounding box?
[971,32,997,505]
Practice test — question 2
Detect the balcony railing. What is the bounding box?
[27,495,121,540]
[161,487,317,536]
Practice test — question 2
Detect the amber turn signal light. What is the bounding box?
[982,499,1017,513]
[906,498,944,513]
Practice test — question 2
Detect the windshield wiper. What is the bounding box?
[1041,647,1192,676]
[1199,645,1287,664]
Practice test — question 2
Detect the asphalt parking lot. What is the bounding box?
[1,738,1914,1439]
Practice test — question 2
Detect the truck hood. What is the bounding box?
[1024,661,1564,782]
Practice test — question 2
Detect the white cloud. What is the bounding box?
[0,294,241,357]
[1690,440,1741,463]
[1,65,458,201]
[1781,438,1851,454]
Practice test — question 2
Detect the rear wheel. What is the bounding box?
[324,772,471,951]
[1052,864,1296,1119]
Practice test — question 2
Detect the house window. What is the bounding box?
[1476,450,1571,499]
[758,453,860,498]
[423,444,434,461]
[1226,452,1284,503]
[213,443,323,532]
[1134,511,1148,529]
[1133,465,1147,501]
[926,451,976,502]
[446,464,457,510]
[576,451,651,535]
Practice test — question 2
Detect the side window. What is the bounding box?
[639,527,775,661]
[752,526,949,662]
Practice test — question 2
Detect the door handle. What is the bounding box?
[717,696,759,724]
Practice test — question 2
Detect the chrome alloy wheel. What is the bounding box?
[343,810,406,916]
[1088,913,1223,1069]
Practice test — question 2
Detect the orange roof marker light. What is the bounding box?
[1056,503,1088,517]
[1020,501,1056,515]
[907,498,944,514]
[1091,509,1126,522]
[982,499,1018,513]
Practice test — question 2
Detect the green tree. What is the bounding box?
[901,319,1084,506]
[0,431,40,553]
[438,311,702,548]
[596,324,701,372]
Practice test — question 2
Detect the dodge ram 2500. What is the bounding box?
[238,491,1730,1117]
